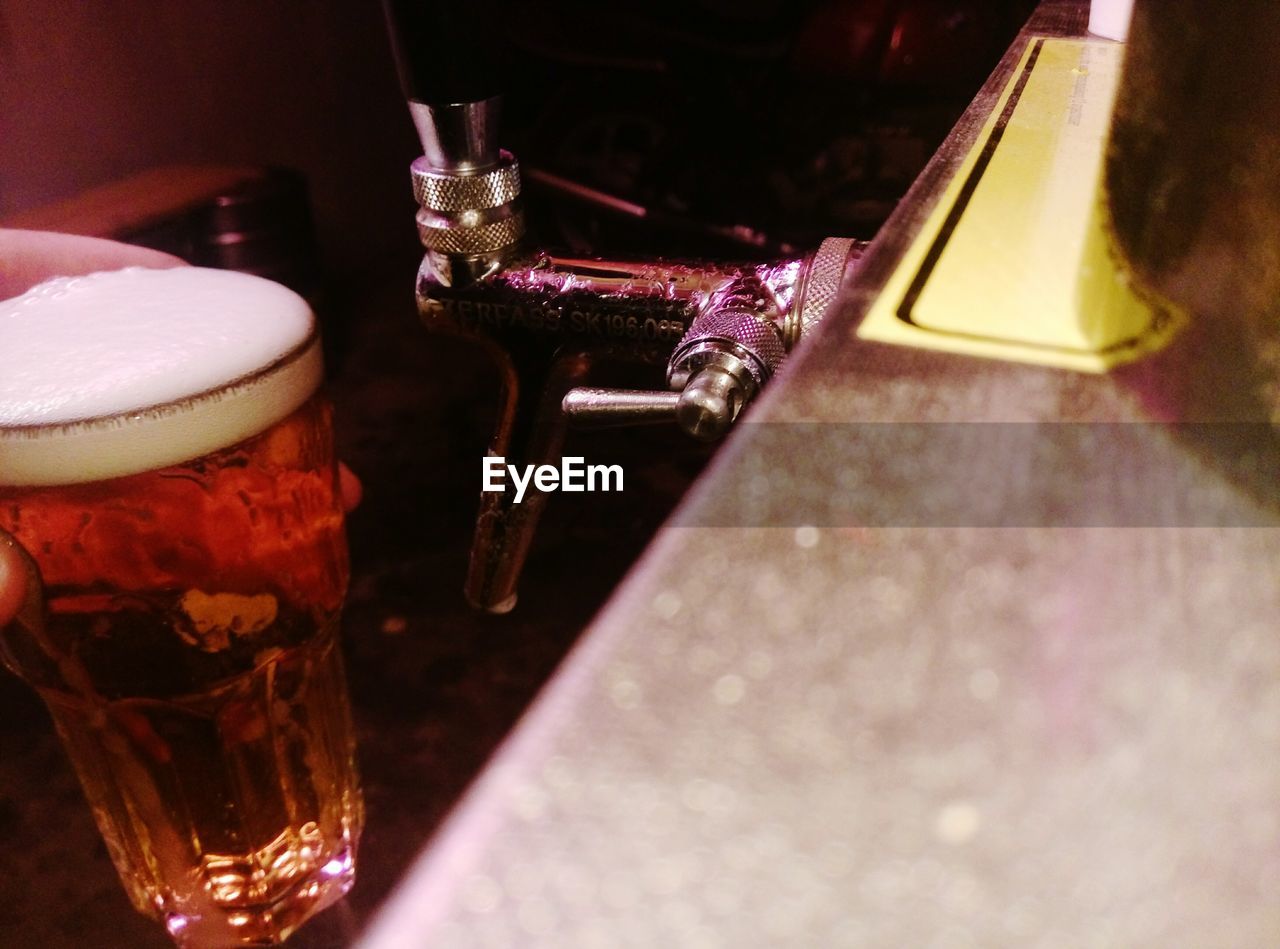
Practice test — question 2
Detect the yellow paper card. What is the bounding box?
[858,37,1183,372]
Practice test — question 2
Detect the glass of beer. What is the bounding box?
[0,232,363,947]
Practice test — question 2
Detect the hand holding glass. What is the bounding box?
[0,231,363,947]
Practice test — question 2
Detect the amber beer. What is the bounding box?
[0,265,362,947]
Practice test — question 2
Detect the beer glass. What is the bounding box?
[0,231,363,947]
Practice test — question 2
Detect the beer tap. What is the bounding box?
[383,1,862,611]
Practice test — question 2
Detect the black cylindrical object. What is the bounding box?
[381,0,506,104]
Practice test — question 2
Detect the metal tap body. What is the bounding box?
[418,253,802,374]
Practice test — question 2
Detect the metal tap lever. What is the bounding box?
[561,388,682,427]
[563,363,753,442]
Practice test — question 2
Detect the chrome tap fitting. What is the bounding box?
[664,275,789,440]
[561,237,859,440]
[409,100,525,288]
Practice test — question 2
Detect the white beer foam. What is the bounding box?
[0,267,321,486]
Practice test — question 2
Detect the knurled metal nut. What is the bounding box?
[417,210,525,256]
[411,153,522,212]
[790,236,858,349]
[680,308,786,376]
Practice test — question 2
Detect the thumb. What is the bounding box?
[0,532,30,628]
